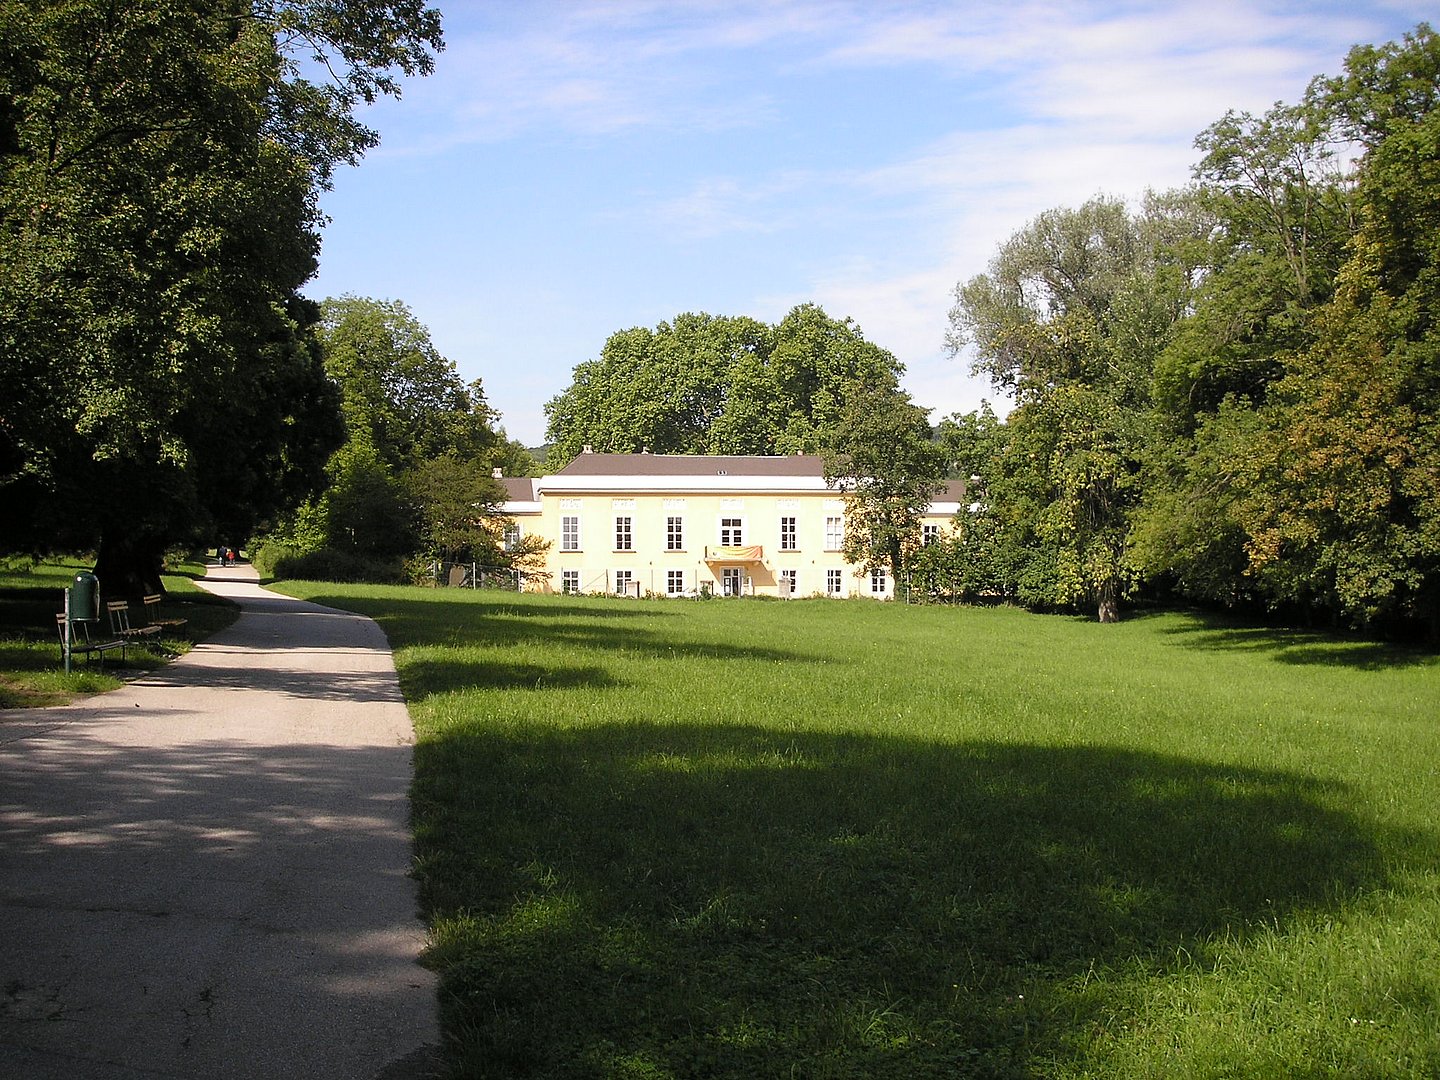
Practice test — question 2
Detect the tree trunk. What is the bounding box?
[94,532,167,600]
[1096,577,1120,623]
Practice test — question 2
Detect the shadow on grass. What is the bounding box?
[1155,612,1438,671]
[416,722,1418,1079]
[398,659,624,698]
[297,593,813,698]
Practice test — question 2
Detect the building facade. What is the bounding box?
[500,451,965,599]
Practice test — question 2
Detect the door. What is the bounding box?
[722,568,742,596]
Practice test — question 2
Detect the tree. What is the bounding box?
[267,296,512,564]
[823,382,945,590]
[950,194,1210,621]
[1140,23,1440,636]
[320,296,499,472]
[542,304,907,466]
[0,0,441,593]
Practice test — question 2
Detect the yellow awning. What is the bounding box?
[704,545,764,563]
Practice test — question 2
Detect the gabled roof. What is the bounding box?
[553,452,826,478]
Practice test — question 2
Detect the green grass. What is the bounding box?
[279,582,1440,1078]
[0,556,239,708]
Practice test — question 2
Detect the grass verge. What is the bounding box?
[279,582,1440,1079]
[0,556,239,708]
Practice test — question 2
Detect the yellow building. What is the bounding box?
[500,451,966,599]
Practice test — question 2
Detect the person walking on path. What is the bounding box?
[0,564,438,1079]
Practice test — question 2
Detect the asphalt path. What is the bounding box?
[0,565,438,1079]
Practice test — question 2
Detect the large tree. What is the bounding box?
[0,0,442,594]
[266,296,520,570]
[1136,23,1439,635]
[542,304,907,466]
[949,193,1212,621]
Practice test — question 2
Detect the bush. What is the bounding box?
[255,543,406,584]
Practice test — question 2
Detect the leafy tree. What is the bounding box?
[823,382,945,589]
[0,0,441,593]
[266,296,514,566]
[1140,23,1440,636]
[320,295,499,472]
[543,304,906,466]
[950,194,1210,621]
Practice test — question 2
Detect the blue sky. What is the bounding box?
[306,0,1433,447]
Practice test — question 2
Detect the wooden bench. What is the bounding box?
[106,599,162,645]
[56,614,128,667]
[142,593,188,632]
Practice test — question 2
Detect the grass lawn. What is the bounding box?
[280,582,1440,1079]
[0,557,239,708]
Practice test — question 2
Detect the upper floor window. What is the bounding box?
[615,516,633,551]
[666,516,684,551]
[561,515,580,552]
[720,517,743,545]
[502,523,521,550]
[922,523,940,546]
[779,516,797,551]
[824,516,844,551]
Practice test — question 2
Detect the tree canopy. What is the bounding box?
[543,304,908,467]
[949,22,1440,637]
[0,0,442,593]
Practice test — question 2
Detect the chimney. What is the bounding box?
[582,444,594,454]
[492,467,503,479]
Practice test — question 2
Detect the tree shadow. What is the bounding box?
[415,722,1419,1078]
[0,737,434,1076]
[1154,613,1438,671]
[297,592,815,669]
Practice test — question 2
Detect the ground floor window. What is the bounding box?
[826,569,843,596]
[666,570,686,596]
[779,569,798,596]
[870,568,887,595]
[561,570,579,594]
[614,570,635,596]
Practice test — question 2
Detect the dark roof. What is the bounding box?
[552,453,827,478]
[499,477,538,501]
[935,479,968,502]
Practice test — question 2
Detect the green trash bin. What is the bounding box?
[72,571,100,623]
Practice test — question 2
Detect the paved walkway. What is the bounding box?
[0,566,438,1079]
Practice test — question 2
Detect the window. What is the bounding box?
[614,570,635,596]
[502,523,521,550]
[666,570,686,596]
[720,517,743,545]
[825,516,844,551]
[562,570,579,594]
[826,569,843,596]
[561,515,580,551]
[779,516,797,551]
[871,568,888,595]
[666,516,684,551]
[615,516,633,551]
[922,523,940,546]
[779,569,798,595]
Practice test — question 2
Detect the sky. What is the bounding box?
[306,0,1433,448]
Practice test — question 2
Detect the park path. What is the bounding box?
[0,565,438,1079]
